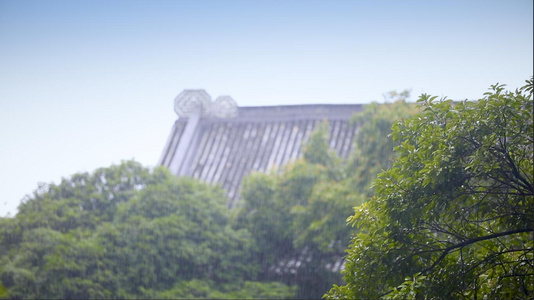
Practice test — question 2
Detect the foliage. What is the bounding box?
[348,98,419,194]
[234,102,418,298]
[235,152,349,298]
[143,280,297,299]
[15,161,152,233]
[383,89,412,103]
[0,162,295,299]
[326,79,534,299]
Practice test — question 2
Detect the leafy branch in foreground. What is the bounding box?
[326,78,533,299]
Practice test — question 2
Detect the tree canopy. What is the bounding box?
[0,162,295,299]
[326,79,533,299]
[234,100,418,298]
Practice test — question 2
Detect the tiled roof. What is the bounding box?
[158,90,363,207]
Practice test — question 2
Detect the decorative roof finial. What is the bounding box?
[174,90,237,118]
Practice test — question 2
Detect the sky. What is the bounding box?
[0,0,532,217]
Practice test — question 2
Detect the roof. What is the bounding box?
[158,90,363,207]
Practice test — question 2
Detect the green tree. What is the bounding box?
[347,97,418,194]
[0,162,296,299]
[326,79,533,299]
[234,106,418,298]
[15,161,153,233]
[109,170,257,296]
[235,124,352,298]
[383,89,411,103]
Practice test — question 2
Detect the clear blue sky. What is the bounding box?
[1,0,532,216]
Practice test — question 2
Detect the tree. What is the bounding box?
[234,107,419,298]
[326,79,533,299]
[109,170,257,296]
[0,162,296,299]
[383,89,412,103]
[234,123,354,298]
[14,161,153,233]
[347,98,418,195]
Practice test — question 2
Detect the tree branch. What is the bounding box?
[421,227,533,275]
